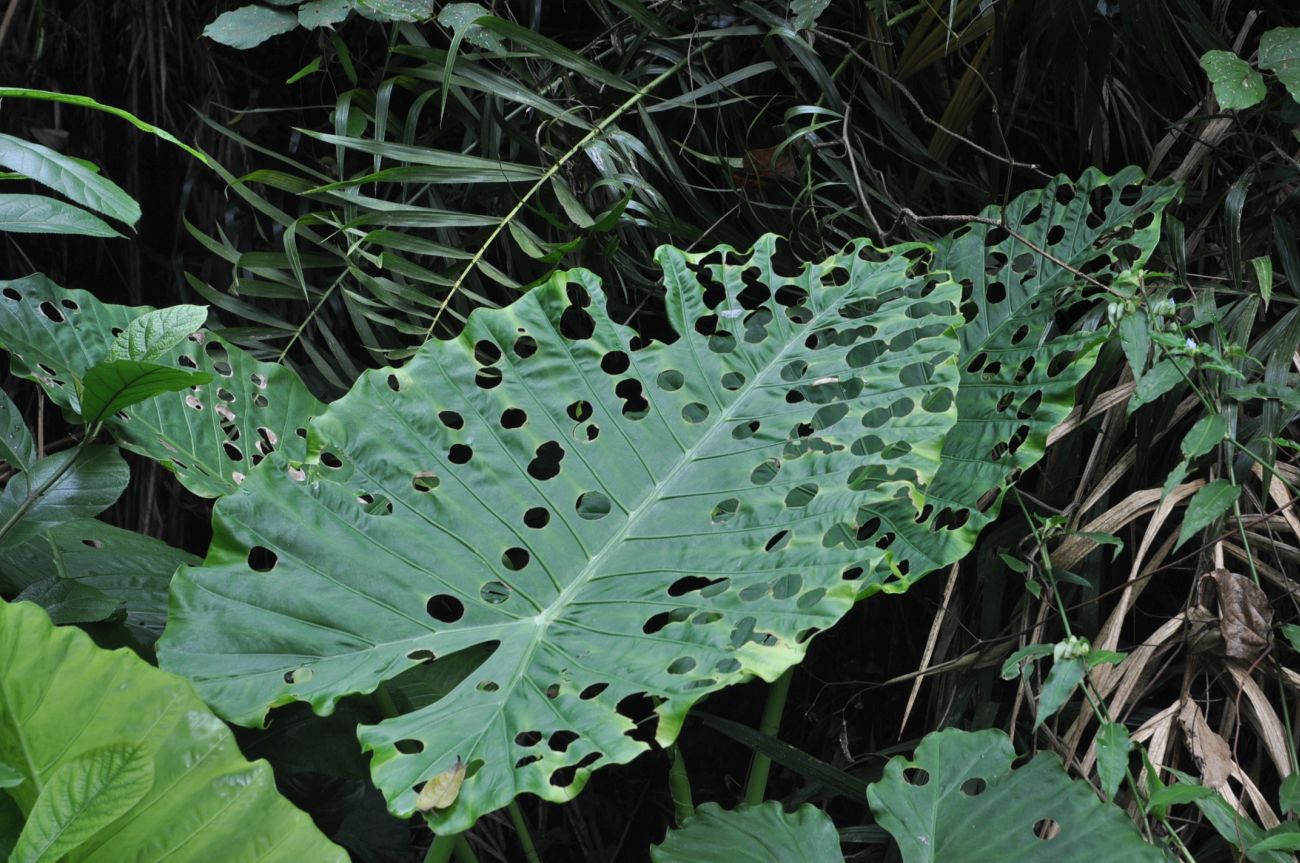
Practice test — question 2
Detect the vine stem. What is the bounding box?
[666,744,694,825]
[422,39,717,341]
[506,800,542,863]
[743,668,793,806]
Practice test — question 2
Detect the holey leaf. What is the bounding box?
[159,235,963,830]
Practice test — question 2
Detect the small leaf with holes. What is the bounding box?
[867,728,1163,862]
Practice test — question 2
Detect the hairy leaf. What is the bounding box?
[0,275,324,497]
[651,802,844,862]
[0,194,121,237]
[160,236,963,829]
[0,601,346,862]
[0,135,139,225]
[867,728,1162,862]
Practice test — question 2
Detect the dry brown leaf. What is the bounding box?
[1178,700,1236,790]
[1201,569,1272,663]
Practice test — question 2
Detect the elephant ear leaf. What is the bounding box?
[160,235,964,830]
[877,168,1180,593]
[867,728,1163,862]
[0,599,347,862]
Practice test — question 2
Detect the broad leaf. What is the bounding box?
[882,168,1179,594]
[79,360,212,426]
[0,135,139,225]
[0,389,34,472]
[651,802,844,862]
[298,0,352,28]
[108,305,208,361]
[1034,657,1085,728]
[202,5,299,49]
[0,447,128,548]
[1177,479,1240,548]
[867,728,1162,862]
[0,600,347,862]
[160,236,964,830]
[352,0,434,22]
[1198,50,1266,110]
[0,518,197,642]
[9,743,153,863]
[0,194,121,237]
[1095,721,1132,802]
[1260,27,1300,102]
[1180,414,1227,459]
[0,275,324,497]
[12,577,121,626]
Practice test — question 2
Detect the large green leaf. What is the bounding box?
[651,801,844,862]
[0,389,34,473]
[0,518,198,642]
[875,168,1179,594]
[0,275,324,497]
[159,236,964,829]
[0,135,139,225]
[202,5,300,49]
[0,600,347,862]
[866,728,1162,862]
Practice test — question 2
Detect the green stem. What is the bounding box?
[452,836,479,863]
[744,668,793,806]
[506,800,542,863]
[423,834,456,863]
[667,744,694,825]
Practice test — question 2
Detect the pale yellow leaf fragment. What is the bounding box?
[415,757,465,812]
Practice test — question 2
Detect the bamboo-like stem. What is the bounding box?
[743,668,793,806]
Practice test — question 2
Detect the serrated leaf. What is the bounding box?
[1095,722,1132,801]
[1199,50,1266,110]
[1035,657,1086,728]
[0,600,346,861]
[298,0,352,28]
[202,5,300,49]
[0,447,128,548]
[651,801,844,863]
[0,389,34,472]
[0,275,324,497]
[867,728,1162,862]
[1177,479,1240,549]
[79,360,212,425]
[9,742,154,863]
[0,194,121,237]
[108,305,209,361]
[1259,27,1300,102]
[159,235,965,830]
[1180,414,1227,459]
[0,135,138,224]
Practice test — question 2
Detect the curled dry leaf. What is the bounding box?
[1194,569,1273,663]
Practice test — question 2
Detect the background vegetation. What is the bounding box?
[4,1,1300,860]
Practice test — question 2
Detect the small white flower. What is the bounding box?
[1185,337,1197,351]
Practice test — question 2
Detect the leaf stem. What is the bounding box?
[506,800,542,863]
[0,433,92,546]
[423,834,456,863]
[453,836,479,863]
[666,744,694,825]
[744,668,793,805]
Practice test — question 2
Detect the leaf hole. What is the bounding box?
[395,739,424,754]
[502,547,530,571]
[248,546,278,572]
[600,351,630,375]
[474,340,501,366]
[481,581,511,604]
[903,767,929,786]
[448,444,473,464]
[548,730,579,752]
[426,594,465,623]
[524,507,550,529]
[515,730,543,747]
[579,683,608,700]
[527,441,565,480]
[576,491,611,520]
[501,408,527,429]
